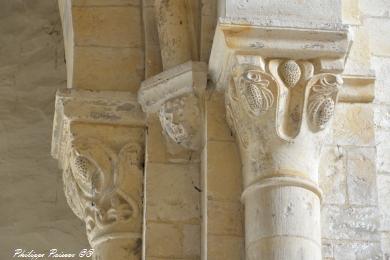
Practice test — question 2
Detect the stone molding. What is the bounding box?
[138,61,208,150]
[209,20,351,91]
[52,89,145,165]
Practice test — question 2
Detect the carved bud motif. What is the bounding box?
[239,70,274,117]
[279,60,301,88]
[308,74,342,130]
[64,138,143,246]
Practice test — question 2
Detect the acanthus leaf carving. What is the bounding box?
[64,138,143,246]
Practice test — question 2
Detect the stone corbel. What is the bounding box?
[51,89,145,260]
[138,61,208,151]
[209,19,352,260]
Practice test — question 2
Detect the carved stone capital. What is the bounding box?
[209,18,352,260]
[51,89,145,259]
[209,20,352,183]
[226,55,344,185]
[138,61,207,150]
[64,138,143,247]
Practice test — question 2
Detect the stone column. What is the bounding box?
[208,6,352,258]
[51,89,145,260]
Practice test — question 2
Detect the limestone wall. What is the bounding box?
[317,1,390,259]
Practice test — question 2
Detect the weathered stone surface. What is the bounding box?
[73,46,143,91]
[72,0,141,6]
[333,103,375,146]
[146,163,200,222]
[382,232,390,260]
[342,0,360,25]
[322,239,334,258]
[207,141,242,202]
[183,224,201,257]
[377,174,390,231]
[343,25,372,75]
[208,235,244,260]
[206,89,235,142]
[333,241,382,260]
[371,57,390,105]
[73,6,142,48]
[221,0,342,25]
[207,200,243,236]
[319,146,347,205]
[360,0,390,17]
[375,104,390,129]
[377,145,390,173]
[322,205,380,241]
[347,147,378,206]
[146,222,183,258]
[366,18,390,57]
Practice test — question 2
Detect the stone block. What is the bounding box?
[146,116,169,163]
[360,0,390,17]
[207,141,242,202]
[347,147,377,206]
[183,224,201,258]
[371,56,390,104]
[371,56,390,105]
[146,163,200,222]
[321,205,380,241]
[342,0,360,25]
[333,241,382,260]
[206,90,235,142]
[207,200,244,236]
[146,222,183,258]
[222,0,342,24]
[73,46,143,92]
[375,104,390,130]
[208,235,244,260]
[382,232,390,260]
[319,146,347,205]
[72,0,141,6]
[332,103,375,146]
[366,18,390,57]
[377,174,390,231]
[377,145,390,173]
[343,25,372,75]
[322,239,334,258]
[72,6,142,48]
